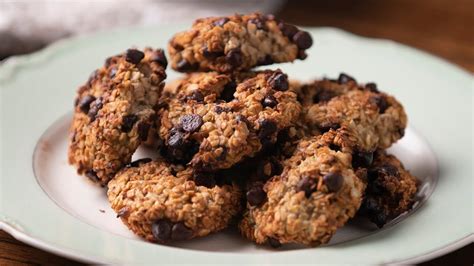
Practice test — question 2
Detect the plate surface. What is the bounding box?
[0,26,472,264]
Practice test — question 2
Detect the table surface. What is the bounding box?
[1,0,472,265]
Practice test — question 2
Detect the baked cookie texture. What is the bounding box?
[357,150,418,228]
[292,74,407,153]
[169,13,313,73]
[239,129,365,246]
[68,48,167,185]
[159,70,301,171]
[107,160,242,242]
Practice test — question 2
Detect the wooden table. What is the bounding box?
[1,0,472,265]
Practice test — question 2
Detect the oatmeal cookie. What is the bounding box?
[357,150,418,228]
[293,73,407,153]
[239,129,365,247]
[159,70,301,171]
[107,159,241,242]
[68,48,167,185]
[169,13,313,73]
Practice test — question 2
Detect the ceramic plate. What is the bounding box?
[0,26,472,265]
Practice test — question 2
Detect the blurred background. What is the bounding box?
[0,0,472,265]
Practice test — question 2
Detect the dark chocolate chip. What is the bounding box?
[258,119,278,138]
[268,72,289,91]
[171,222,193,240]
[278,22,298,39]
[313,89,336,103]
[262,95,278,108]
[365,82,379,93]
[248,18,267,30]
[87,97,103,121]
[78,95,96,114]
[329,143,341,152]
[121,114,139,133]
[226,48,243,67]
[268,237,282,248]
[372,211,387,228]
[337,73,356,84]
[193,172,216,188]
[292,31,313,49]
[202,46,225,59]
[168,127,186,147]
[127,158,152,168]
[215,105,231,114]
[150,50,167,68]
[152,219,172,242]
[176,59,198,72]
[180,114,203,133]
[220,81,237,102]
[371,95,389,113]
[297,50,308,60]
[296,176,317,198]
[258,54,274,65]
[246,184,267,206]
[323,173,344,192]
[125,49,144,64]
[361,198,380,214]
[352,151,374,168]
[85,169,99,183]
[213,17,229,27]
[137,122,151,141]
[187,91,205,103]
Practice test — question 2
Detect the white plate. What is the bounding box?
[0,26,472,264]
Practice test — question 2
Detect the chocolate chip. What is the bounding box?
[292,31,313,49]
[171,222,193,240]
[278,22,298,39]
[202,46,225,59]
[125,49,144,64]
[220,81,236,102]
[258,119,278,138]
[380,164,399,177]
[186,91,204,103]
[226,48,243,67]
[268,237,282,248]
[318,123,340,133]
[365,82,379,93]
[268,72,289,91]
[337,73,356,84]
[297,50,307,60]
[258,54,274,65]
[296,176,316,198]
[313,89,336,103]
[372,211,387,228]
[127,158,152,168]
[121,114,138,133]
[248,18,267,30]
[262,95,278,108]
[246,184,267,206]
[352,151,374,168]
[215,105,231,114]
[236,114,251,128]
[180,114,203,133]
[213,17,229,27]
[152,219,172,242]
[176,59,198,72]
[371,95,389,113]
[193,172,216,188]
[151,49,168,68]
[137,122,151,141]
[323,173,344,192]
[87,97,103,121]
[168,127,186,147]
[78,95,96,114]
[85,169,99,183]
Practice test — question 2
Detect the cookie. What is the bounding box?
[357,150,418,228]
[239,129,365,247]
[168,13,313,73]
[159,70,301,171]
[68,48,167,185]
[293,73,407,153]
[107,159,241,242]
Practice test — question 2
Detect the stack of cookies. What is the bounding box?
[68,13,418,247]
